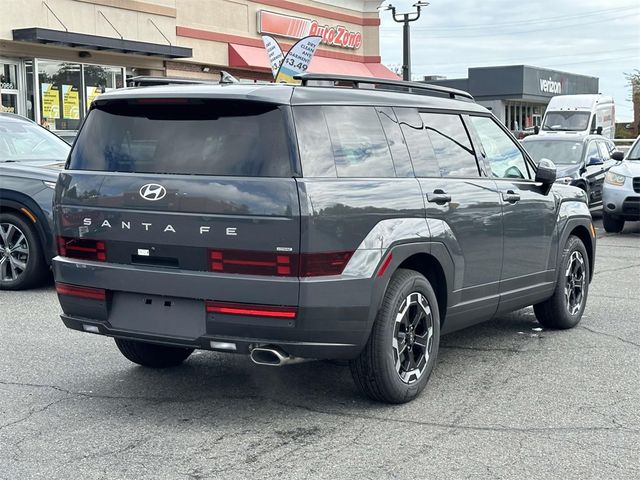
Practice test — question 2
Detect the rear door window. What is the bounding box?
[377,106,413,177]
[69,100,293,177]
[395,108,440,177]
[420,113,479,177]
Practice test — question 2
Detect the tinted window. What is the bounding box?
[470,116,531,180]
[70,100,292,177]
[293,106,336,177]
[395,108,440,177]
[586,141,601,162]
[421,113,478,177]
[323,106,395,178]
[523,139,584,165]
[377,107,413,177]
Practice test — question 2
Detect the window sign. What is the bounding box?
[62,85,80,119]
[41,83,61,119]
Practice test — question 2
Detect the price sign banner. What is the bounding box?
[262,35,284,79]
[275,35,322,84]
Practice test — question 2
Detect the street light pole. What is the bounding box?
[382,2,429,81]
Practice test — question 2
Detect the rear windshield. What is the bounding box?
[69,100,292,177]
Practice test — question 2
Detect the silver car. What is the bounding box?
[602,136,640,232]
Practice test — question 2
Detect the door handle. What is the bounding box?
[426,189,451,204]
[501,190,521,203]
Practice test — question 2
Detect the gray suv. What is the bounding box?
[53,74,596,403]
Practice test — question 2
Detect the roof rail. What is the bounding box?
[126,75,217,87]
[294,73,474,102]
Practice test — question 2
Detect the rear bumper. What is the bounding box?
[53,257,381,359]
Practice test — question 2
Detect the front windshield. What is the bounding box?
[0,118,70,162]
[542,111,591,131]
[524,140,584,165]
[627,139,640,160]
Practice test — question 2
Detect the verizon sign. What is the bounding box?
[258,10,362,50]
[539,77,564,94]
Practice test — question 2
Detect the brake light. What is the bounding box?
[55,282,106,301]
[208,249,353,277]
[57,236,106,262]
[209,249,297,276]
[299,251,353,277]
[134,98,190,104]
[205,301,297,319]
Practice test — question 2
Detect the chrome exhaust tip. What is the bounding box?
[250,346,310,367]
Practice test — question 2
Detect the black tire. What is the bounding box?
[0,212,48,290]
[350,269,440,404]
[534,235,590,329]
[115,338,194,368]
[602,212,624,233]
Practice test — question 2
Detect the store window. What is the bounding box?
[38,60,82,131]
[36,60,125,131]
[0,62,20,114]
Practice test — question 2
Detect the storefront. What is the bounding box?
[1,0,393,132]
[424,65,599,132]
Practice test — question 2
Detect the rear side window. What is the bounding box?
[69,100,292,177]
[294,106,396,178]
[420,113,479,177]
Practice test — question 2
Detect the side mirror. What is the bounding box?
[588,156,604,166]
[536,158,557,194]
[611,151,624,161]
[596,126,603,135]
[534,125,540,135]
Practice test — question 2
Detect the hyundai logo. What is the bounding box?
[139,183,167,201]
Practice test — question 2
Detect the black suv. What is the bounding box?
[522,134,623,209]
[53,75,595,403]
[1,113,69,289]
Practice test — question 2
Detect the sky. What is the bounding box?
[378,0,640,122]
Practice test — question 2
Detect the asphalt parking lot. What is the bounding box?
[1,217,638,480]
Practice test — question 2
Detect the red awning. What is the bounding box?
[228,43,399,80]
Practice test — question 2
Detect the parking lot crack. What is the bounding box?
[579,326,640,349]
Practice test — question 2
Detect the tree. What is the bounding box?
[625,69,640,136]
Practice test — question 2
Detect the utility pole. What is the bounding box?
[381,2,429,81]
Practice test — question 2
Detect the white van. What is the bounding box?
[539,94,615,139]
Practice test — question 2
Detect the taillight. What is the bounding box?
[299,251,353,277]
[57,236,106,262]
[205,301,296,319]
[208,249,353,277]
[55,282,106,301]
[209,249,297,276]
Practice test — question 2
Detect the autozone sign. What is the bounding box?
[258,10,362,49]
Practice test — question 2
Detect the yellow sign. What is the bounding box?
[86,86,101,110]
[62,84,79,119]
[41,83,60,119]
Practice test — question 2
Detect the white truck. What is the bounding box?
[539,94,615,139]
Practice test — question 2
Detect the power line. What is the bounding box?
[405,47,640,69]
[380,12,640,38]
[380,5,639,31]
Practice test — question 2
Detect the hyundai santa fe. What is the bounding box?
[52,74,596,403]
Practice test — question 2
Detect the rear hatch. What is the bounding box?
[55,96,301,305]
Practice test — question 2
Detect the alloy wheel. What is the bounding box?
[564,250,586,316]
[392,292,434,384]
[0,222,30,282]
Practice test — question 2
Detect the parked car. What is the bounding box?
[602,136,640,232]
[521,134,623,209]
[53,74,595,404]
[53,130,78,145]
[0,113,69,289]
